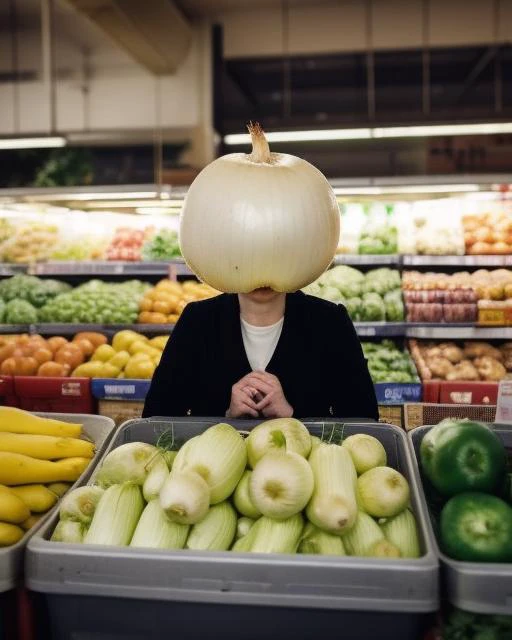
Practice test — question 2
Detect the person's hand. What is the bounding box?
[226,374,261,418]
[243,371,293,418]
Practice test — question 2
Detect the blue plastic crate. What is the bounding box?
[91,378,151,401]
[374,382,422,405]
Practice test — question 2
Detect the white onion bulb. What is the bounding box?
[180,123,340,293]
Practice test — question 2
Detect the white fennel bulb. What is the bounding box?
[180,123,340,293]
[342,434,387,475]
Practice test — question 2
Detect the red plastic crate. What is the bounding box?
[13,377,94,414]
[0,375,19,407]
[438,381,498,405]
[422,381,440,403]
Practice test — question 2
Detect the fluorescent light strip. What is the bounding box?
[225,122,512,145]
[225,128,372,144]
[0,136,66,150]
[85,200,183,209]
[333,184,481,196]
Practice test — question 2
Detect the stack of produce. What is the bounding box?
[105,227,155,262]
[0,223,60,263]
[409,339,511,381]
[39,280,149,324]
[395,204,465,256]
[0,407,92,546]
[50,239,106,261]
[138,279,220,324]
[0,275,71,324]
[304,266,404,322]
[72,330,167,380]
[50,420,421,559]
[141,229,181,261]
[0,332,106,377]
[419,419,512,563]
[402,271,477,323]
[362,340,419,383]
[463,212,512,255]
[358,217,398,255]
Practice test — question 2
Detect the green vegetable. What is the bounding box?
[420,420,507,497]
[380,508,421,558]
[241,513,304,554]
[342,511,400,558]
[186,501,237,551]
[4,299,38,324]
[84,482,144,546]
[59,486,104,524]
[360,292,385,322]
[141,229,181,261]
[443,607,512,640]
[298,522,346,556]
[51,520,87,543]
[440,492,512,562]
[130,499,189,549]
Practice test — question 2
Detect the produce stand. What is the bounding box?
[408,424,511,615]
[0,412,116,640]
[26,418,438,640]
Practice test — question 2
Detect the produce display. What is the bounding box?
[0,223,59,263]
[410,340,511,381]
[39,280,149,324]
[50,420,421,558]
[303,266,404,322]
[72,330,168,379]
[463,211,512,255]
[0,407,91,546]
[0,332,104,377]
[358,216,398,255]
[138,279,219,324]
[50,239,106,261]
[105,227,155,262]
[141,229,181,261]
[420,419,512,563]
[361,340,419,383]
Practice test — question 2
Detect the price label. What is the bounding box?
[357,326,376,337]
[495,380,512,424]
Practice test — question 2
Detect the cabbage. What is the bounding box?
[345,297,362,321]
[360,293,386,322]
[320,286,344,303]
[384,290,404,322]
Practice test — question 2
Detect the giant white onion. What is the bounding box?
[180,123,340,293]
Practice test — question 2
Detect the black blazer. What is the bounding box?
[143,291,378,421]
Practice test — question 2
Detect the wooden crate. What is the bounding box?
[98,400,145,427]
[404,402,497,431]
[378,404,403,428]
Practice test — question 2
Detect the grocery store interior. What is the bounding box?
[0,1,511,639]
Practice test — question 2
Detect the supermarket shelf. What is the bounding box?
[405,324,512,339]
[403,255,509,267]
[0,323,175,336]
[0,324,30,334]
[0,264,28,276]
[333,254,399,266]
[29,261,184,277]
[354,322,405,337]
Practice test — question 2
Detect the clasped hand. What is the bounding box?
[227,371,293,419]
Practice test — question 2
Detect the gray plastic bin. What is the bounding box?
[409,424,512,615]
[26,419,439,640]
[0,413,116,593]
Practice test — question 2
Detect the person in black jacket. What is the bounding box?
[143,286,378,421]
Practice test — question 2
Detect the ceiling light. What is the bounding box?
[224,122,512,145]
[225,128,372,144]
[0,136,67,150]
